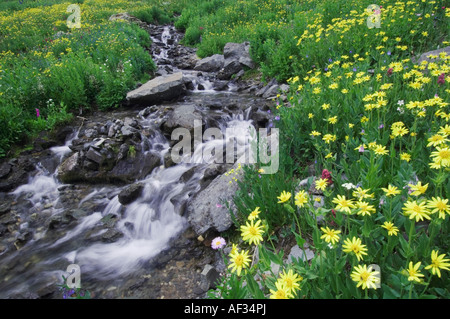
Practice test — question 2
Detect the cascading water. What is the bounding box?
[0,24,268,299]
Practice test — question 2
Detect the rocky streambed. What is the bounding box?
[0,19,286,299]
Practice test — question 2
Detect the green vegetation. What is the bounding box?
[0,0,187,157]
[183,0,449,299]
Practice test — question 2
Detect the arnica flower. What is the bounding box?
[404,261,425,283]
[315,178,329,191]
[240,219,264,245]
[322,134,336,144]
[343,237,368,261]
[373,144,389,156]
[277,191,292,203]
[352,187,374,200]
[248,207,261,221]
[294,190,308,208]
[381,221,399,236]
[356,201,376,216]
[424,250,450,278]
[400,152,411,162]
[269,281,294,299]
[277,269,303,295]
[407,181,428,196]
[381,184,401,197]
[211,237,226,250]
[402,200,431,222]
[332,195,355,214]
[228,248,251,276]
[327,116,338,124]
[427,197,450,219]
[320,227,341,245]
[430,146,450,168]
[351,264,380,290]
[427,134,449,147]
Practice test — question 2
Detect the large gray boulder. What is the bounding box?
[223,42,255,69]
[109,12,147,29]
[126,72,186,105]
[194,54,225,72]
[414,46,450,64]
[187,161,243,236]
[163,104,202,132]
[217,42,255,80]
[57,149,161,184]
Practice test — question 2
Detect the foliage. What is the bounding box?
[205,0,450,299]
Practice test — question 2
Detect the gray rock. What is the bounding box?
[123,117,139,128]
[163,104,202,132]
[287,244,314,263]
[118,183,144,205]
[187,161,243,236]
[199,264,221,291]
[102,228,124,243]
[213,81,229,91]
[86,148,104,165]
[223,42,255,69]
[117,143,130,162]
[0,202,11,216]
[262,85,280,98]
[57,152,81,183]
[218,60,243,80]
[194,54,225,72]
[414,46,450,64]
[126,72,186,105]
[0,162,11,179]
[110,152,161,182]
[84,128,98,138]
[108,12,147,28]
[14,230,33,250]
[108,125,116,138]
[121,125,138,138]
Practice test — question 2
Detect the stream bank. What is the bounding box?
[0,20,282,299]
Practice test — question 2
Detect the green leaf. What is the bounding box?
[419,294,438,299]
[398,234,413,258]
[246,273,265,299]
[382,284,401,299]
[295,232,306,248]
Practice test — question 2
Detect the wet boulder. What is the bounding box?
[163,104,203,133]
[126,72,186,105]
[118,183,144,205]
[194,54,224,72]
[187,161,243,236]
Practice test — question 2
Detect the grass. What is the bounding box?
[180,0,450,299]
[0,0,192,157]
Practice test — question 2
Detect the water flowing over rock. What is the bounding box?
[0,22,275,299]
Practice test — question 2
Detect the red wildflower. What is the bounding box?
[387,68,393,76]
[321,169,333,185]
[438,73,445,85]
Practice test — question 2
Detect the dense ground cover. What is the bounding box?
[0,0,188,157]
[1,0,448,299]
[185,0,450,299]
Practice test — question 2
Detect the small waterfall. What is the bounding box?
[0,23,269,299]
